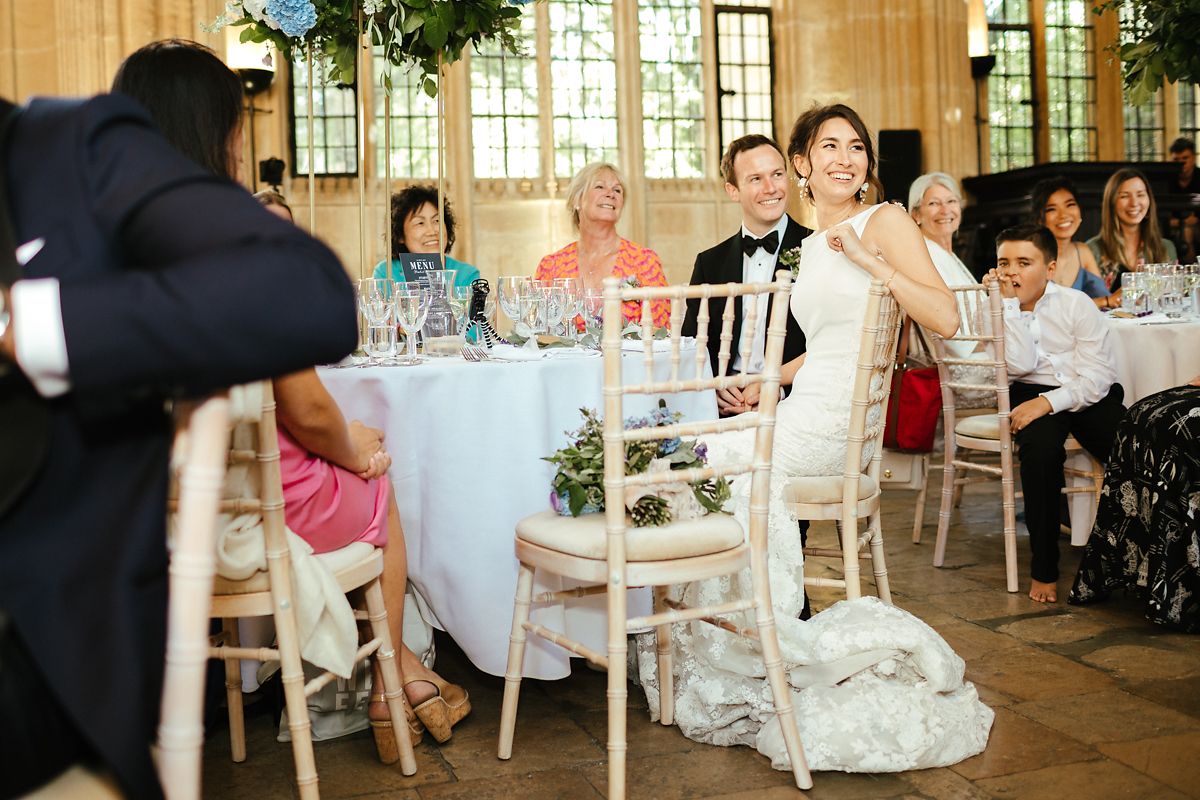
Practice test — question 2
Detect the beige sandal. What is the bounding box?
[405,676,471,743]
[369,693,424,764]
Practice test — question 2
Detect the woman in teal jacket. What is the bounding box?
[373,185,480,289]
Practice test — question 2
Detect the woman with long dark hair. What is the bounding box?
[114,40,470,760]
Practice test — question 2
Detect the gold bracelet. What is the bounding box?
[884,269,899,290]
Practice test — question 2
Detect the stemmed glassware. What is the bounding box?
[518,281,547,335]
[448,286,471,334]
[544,285,568,337]
[582,287,604,331]
[497,276,524,331]
[1120,272,1147,314]
[357,278,396,362]
[1158,273,1185,318]
[553,277,583,340]
[393,285,430,365]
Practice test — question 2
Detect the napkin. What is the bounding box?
[620,337,676,352]
[489,343,545,361]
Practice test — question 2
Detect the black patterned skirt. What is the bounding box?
[1068,385,1200,632]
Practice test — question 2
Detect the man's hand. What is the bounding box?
[984,268,1017,299]
[740,381,761,410]
[1010,396,1052,433]
[716,385,745,414]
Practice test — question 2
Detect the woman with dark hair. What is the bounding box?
[1029,176,1110,305]
[1086,167,1177,289]
[373,185,479,289]
[115,40,470,759]
[635,104,991,775]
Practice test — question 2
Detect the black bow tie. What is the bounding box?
[741,230,779,257]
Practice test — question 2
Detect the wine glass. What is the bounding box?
[497,276,525,330]
[545,286,567,337]
[393,285,430,364]
[582,287,604,330]
[448,286,471,334]
[1158,274,1185,318]
[357,278,395,361]
[554,277,583,339]
[518,283,547,335]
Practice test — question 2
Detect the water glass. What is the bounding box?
[518,284,547,335]
[393,286,430,364]
[1120,272,1147,314]
[357,278,396,360]
[582,288,604,329]
[1158,274,1185,318]
[545,286,568,336]
[553,277,583,337]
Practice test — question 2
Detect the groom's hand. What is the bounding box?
[717,385,745,414]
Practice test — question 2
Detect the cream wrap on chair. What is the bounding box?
[212,383,359,679]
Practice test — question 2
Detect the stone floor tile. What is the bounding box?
[948,707,1097,781]
[583,747,802,800]
[572,707,699,758]
[1124,675,1200,721]
[416,768,603,799]
[437,713,604,782]
[964,644,1116,701]
[924,589,1054,622]
[975,758,1189,800]
[1079,644,1200,681]
[1098,732,1200,796]
[997,612,1111,644]
[933,620,1025,662]
[901,767,994,800]
[1011,689,1200,745]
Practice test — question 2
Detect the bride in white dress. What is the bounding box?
[636,105,994,772]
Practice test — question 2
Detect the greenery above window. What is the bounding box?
[1097,0,1200,106]
[213,0,531,93]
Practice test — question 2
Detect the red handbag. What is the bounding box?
[883,317,942,453]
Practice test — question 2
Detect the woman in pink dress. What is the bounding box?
[253,192,470,755]
[534,162,670,327]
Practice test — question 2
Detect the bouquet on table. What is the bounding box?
[545,401,730,527]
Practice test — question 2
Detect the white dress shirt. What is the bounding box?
[731,214,789,375]
[1001,280,1117,414]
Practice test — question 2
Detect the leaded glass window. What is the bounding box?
[290,53,358,176]
[1044,0,1096,162]
[1119,5,1165,160]
[372,48,437,179]
[550,0,619,178]
[470,11,541,178]
[714,3,775,160]
[986,0,1035,172]
[639,0,706,178]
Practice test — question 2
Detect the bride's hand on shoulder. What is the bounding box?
[825,223,877,271]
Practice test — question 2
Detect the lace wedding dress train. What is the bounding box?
[635,205,993,772]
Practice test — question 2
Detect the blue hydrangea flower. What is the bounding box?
[658,437,682,456]
[266,0,317,37]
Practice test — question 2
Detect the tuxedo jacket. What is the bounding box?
[0,95,357,798]
[681,215,810,377]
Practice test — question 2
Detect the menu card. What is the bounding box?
[398,252,443,287]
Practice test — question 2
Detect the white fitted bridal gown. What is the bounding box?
[636,204,994,772]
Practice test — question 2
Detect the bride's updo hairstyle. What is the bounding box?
[786,104,883,201]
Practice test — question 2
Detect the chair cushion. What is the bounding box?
[515,509,743,561]
[782,474,879,505]
[212,541,377,595]
[955,413,1000,439]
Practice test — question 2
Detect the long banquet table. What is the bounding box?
[319,345,717,679]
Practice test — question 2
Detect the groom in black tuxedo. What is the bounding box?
[682,134,809,415]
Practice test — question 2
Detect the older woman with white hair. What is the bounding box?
[534,161,669,326]
[908,172,990,405]
[908,171,976,288]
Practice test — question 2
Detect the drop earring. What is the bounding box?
[796,175,810,202]
[858,182,869,203]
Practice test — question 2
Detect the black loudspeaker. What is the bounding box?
[877,129,923,205]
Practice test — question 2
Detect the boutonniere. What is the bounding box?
[778,245,802,278]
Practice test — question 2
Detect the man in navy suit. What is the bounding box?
[682,134,809,415]
[0,94,357,798]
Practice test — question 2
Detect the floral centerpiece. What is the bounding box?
[212,0,530,90]
[545,402,730,527]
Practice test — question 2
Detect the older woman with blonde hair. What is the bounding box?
[534,162,669,326]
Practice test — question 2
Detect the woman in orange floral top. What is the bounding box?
[534,162,670,327]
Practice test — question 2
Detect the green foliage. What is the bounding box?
[544,401,731,527]
[222,0,531,92]
[1096,0,1200,106]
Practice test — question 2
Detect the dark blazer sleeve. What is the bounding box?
[51,95,356,397]
[680,251,709,337]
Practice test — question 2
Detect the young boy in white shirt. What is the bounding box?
[985,224,1125,604]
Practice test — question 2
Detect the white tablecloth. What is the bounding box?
[1106,316,1200,403]
[1067,317,1200,544]
[319,347,716,679]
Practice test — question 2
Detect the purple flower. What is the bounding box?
[549,490,564,513]
[694,442,708,463]
[266,0,316,37]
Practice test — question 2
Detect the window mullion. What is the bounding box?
[1030,0,1049,162]
[535,2,555,190]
